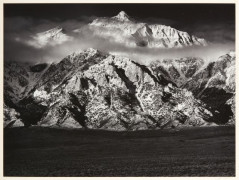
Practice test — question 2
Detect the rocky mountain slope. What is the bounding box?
[4,62,49,105]
[36,51,213,130]
[183,51,235,124]
[150,57,205,86]
[85,11,207,48]
[150,51,235,125]
[4,48,235,130]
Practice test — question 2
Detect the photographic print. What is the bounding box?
[3,3,235,177]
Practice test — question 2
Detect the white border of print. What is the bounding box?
[0,0,237,179]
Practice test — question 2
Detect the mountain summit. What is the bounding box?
[112,11,131,21]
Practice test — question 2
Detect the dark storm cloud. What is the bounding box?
[4,4,235,64]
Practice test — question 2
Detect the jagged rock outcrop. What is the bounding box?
[4,104,24,128]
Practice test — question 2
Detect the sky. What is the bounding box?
[4,3,235,64]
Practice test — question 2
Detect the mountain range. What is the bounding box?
[25,11,208,49]
[87,11,208,48]
[4,11,235,130]
[4,48,235,129]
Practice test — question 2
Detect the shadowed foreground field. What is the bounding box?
[4,126,235,176]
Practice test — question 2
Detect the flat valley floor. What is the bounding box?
[4,126,235,176]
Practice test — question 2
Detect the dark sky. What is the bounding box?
[4,3,235,23]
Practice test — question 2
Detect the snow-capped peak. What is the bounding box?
[26,26,72,49]
[113,11,131,21]
[37,26,63,37]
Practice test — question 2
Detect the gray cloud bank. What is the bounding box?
[4,16,235,65]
